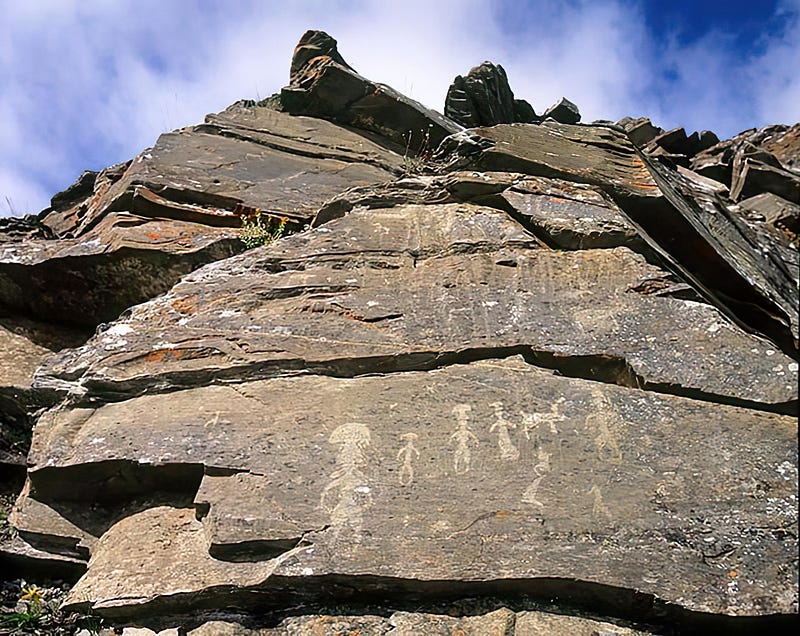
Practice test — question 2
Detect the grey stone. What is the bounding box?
[542,97,580,124]
[47,358,796,620]
[445,62,536,128]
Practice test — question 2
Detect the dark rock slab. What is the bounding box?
[281,31,461,152]
[33,203,798,411]
[640,156,799,354]
[542,98,580,124]
[445,62,536,128]
[47,359,796,621]
[0,211,242,327]
[730,157,800,204]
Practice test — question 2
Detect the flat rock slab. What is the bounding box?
[499,182,642,250]
[448,121,661,203]
[0,212,241,327]
[52,359,797,620]
[50,103,403,237]
[36,204,798,410]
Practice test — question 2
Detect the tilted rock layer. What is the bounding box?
[1,29,798,635]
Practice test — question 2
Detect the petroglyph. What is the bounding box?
[522,448,552,508]
[522,397,566,444]
[490,402,520,461]
[450,404,479,475]
[397,432,420,486]
[589,484,612,520]
[321,422,373,536]
[586,389,623,464]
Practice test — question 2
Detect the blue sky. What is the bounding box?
[1,0,798,217]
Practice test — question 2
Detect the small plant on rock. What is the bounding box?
[402,124,435,175]
[239,210,288,249]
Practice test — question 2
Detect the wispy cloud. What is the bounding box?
[1,0,798,217]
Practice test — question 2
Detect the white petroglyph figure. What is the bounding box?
[321,422,373,536]
[450,404,478,475]
[397,432,420,486]
[589,483,612,520]
[522,447,552,508]
[586,389,623,464]
[489,402,520,461]
[521,397,566,443]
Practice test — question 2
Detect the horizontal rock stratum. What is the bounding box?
[1,29,798,635]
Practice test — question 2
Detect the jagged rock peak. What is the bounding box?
[445,61,537,127]
[289,29,353,85]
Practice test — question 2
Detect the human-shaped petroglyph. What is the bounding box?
[521,397,566,443]
[522,448,552,508]
[489,402,520,461]
[589,483,612,520]
[397,432,420,486]
[320,422,373,536]
[450,404,479,475]
[585,388,623,464]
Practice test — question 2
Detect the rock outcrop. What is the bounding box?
[445,62,538,127]
[1,29,797,636]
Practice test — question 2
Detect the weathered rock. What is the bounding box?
[648,127,691,155]
[542,97,580,124]
[0,316,87,468]
[33,203,798,411]
[281,30,461,151]
[617,117,662,147]
[641,155,799,353]
[312,170,643,251]
[35,358,796,624]
[690,124,800,188]
[0,212,242,327]
[446,120,799,356]
[730,156,800,204]
[7,28,800,636]
[445,62,537,128]
[739,192,800,236]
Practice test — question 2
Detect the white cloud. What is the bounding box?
[1,0,798,218]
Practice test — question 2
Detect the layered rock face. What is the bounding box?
[1,30,798,635]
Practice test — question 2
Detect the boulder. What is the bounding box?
[542,97,580,124]
[445,62,537,127]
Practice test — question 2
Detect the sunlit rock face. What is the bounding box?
[1,28,797,635]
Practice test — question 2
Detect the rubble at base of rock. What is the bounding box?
[1,28,797,636]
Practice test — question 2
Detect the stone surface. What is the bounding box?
[33,204,798,411]
[0,211,242,327]
[445,62,537,128]
[618,117,662,147]
[448,120,799,356]
[38,358,796,622]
